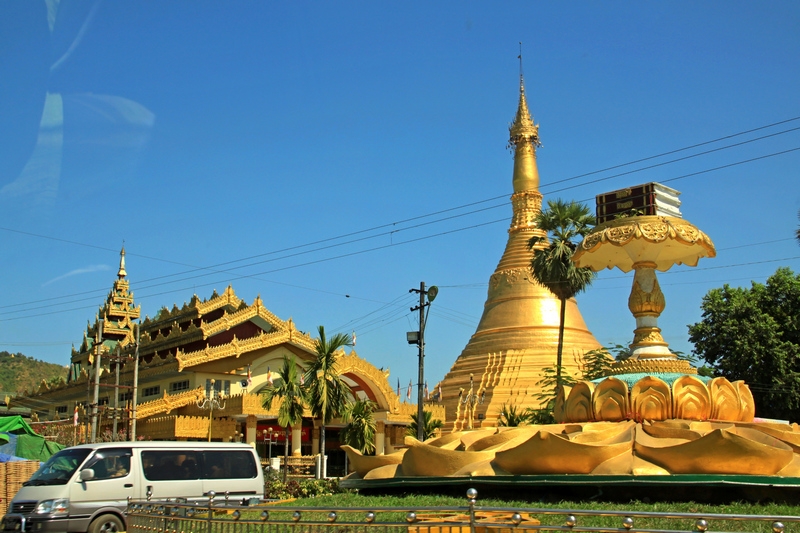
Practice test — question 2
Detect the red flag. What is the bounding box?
[407,379,412,400]
[73,405,79,427]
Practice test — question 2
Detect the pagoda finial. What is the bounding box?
[118,246,127,279]
[507,49,542,193]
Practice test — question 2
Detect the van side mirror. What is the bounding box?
[79,469,96,481]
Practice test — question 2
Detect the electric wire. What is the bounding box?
[2,116,799,313]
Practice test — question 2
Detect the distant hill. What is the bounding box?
[0,351,68,397]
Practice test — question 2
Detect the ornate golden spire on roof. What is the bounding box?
[508,74,541,193]
[118,246,127,279]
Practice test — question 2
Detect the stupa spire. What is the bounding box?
[118,246,127,279]
[508,75,541,193]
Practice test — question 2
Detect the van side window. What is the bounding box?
[141,451,201,481]
[83,448,132,480]
[201,451,257,479]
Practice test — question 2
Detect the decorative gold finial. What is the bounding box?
[509,75,541,148]
[118,246,127,279]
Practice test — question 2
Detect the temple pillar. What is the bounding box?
[375,421,385,455]
[291,424,302,457]
[245,415,258,445]
[384,425,395,454]
[311,423,320,455]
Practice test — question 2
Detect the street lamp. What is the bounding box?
[196,379,226,442]
[263,429,280,471]
[408,282,438,441]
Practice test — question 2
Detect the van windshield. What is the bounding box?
[24,448,92,486]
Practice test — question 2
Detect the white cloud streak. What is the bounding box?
[43,264,111,286]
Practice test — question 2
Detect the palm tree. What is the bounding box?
[529,198,597,390]
[796,209,800,245]
[339,399,376,455]
[406,410,443,441]
[304,326,352,474]
[261,355,306,482]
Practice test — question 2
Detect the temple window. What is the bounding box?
[170,380,190,393]
[143,385,161,397]
[56,405,68,414]
[206,379,230,397]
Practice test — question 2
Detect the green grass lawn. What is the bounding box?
[277,492,800,533]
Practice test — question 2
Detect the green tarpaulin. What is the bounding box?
[0,415,64,462]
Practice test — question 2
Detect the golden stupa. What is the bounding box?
[439,76,601,431]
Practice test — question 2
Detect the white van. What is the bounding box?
[1,441,264,533]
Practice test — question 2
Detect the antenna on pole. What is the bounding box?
[518,42,523,79]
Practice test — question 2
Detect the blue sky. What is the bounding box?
[1,1,799,392]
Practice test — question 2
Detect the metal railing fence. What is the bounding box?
[126,488,800,533]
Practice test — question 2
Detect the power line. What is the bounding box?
[2,122,799,317]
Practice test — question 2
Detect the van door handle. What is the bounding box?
[124,484,133,488]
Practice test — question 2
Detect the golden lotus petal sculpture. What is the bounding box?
[641,421,703,441]
[709,377,743,421]
[341,445,406,477]
[672,375,712,420]
[466,426,538,451]
[634,428,794,475]
[363,463,401,479]
[630,376,672,421]
[493,428,633,474]
[735,381,756,421]
[593,377,629,422]
[565,382,595,423]
[401,442,495,476]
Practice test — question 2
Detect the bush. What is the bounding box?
[263,469,351,500]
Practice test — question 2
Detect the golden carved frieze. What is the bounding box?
[509,190,543,232]
[135,387,205,420]
[607,359,695,376]
[577,216,716,271]
[194,285,243,316]
[336,351,400,411]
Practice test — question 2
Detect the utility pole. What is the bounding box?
[131,322,140,441]
[90,320,104,444]
[408,282,437,442]
[112,345,121,441]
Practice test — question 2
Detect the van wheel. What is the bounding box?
[88,514,124,533]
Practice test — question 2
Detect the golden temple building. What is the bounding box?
[440,76,601,431]
[12,249,440,471]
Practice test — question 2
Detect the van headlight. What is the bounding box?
[35,499,69,516]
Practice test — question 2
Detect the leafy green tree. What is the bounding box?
[498,404,531,427]
[529,199,597,389]
[406,410,443,441]
[581,347,615,381]
[339,399,376,454]
[262,355,307,481]
[304,326,353,470]
[688,268,800,422]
